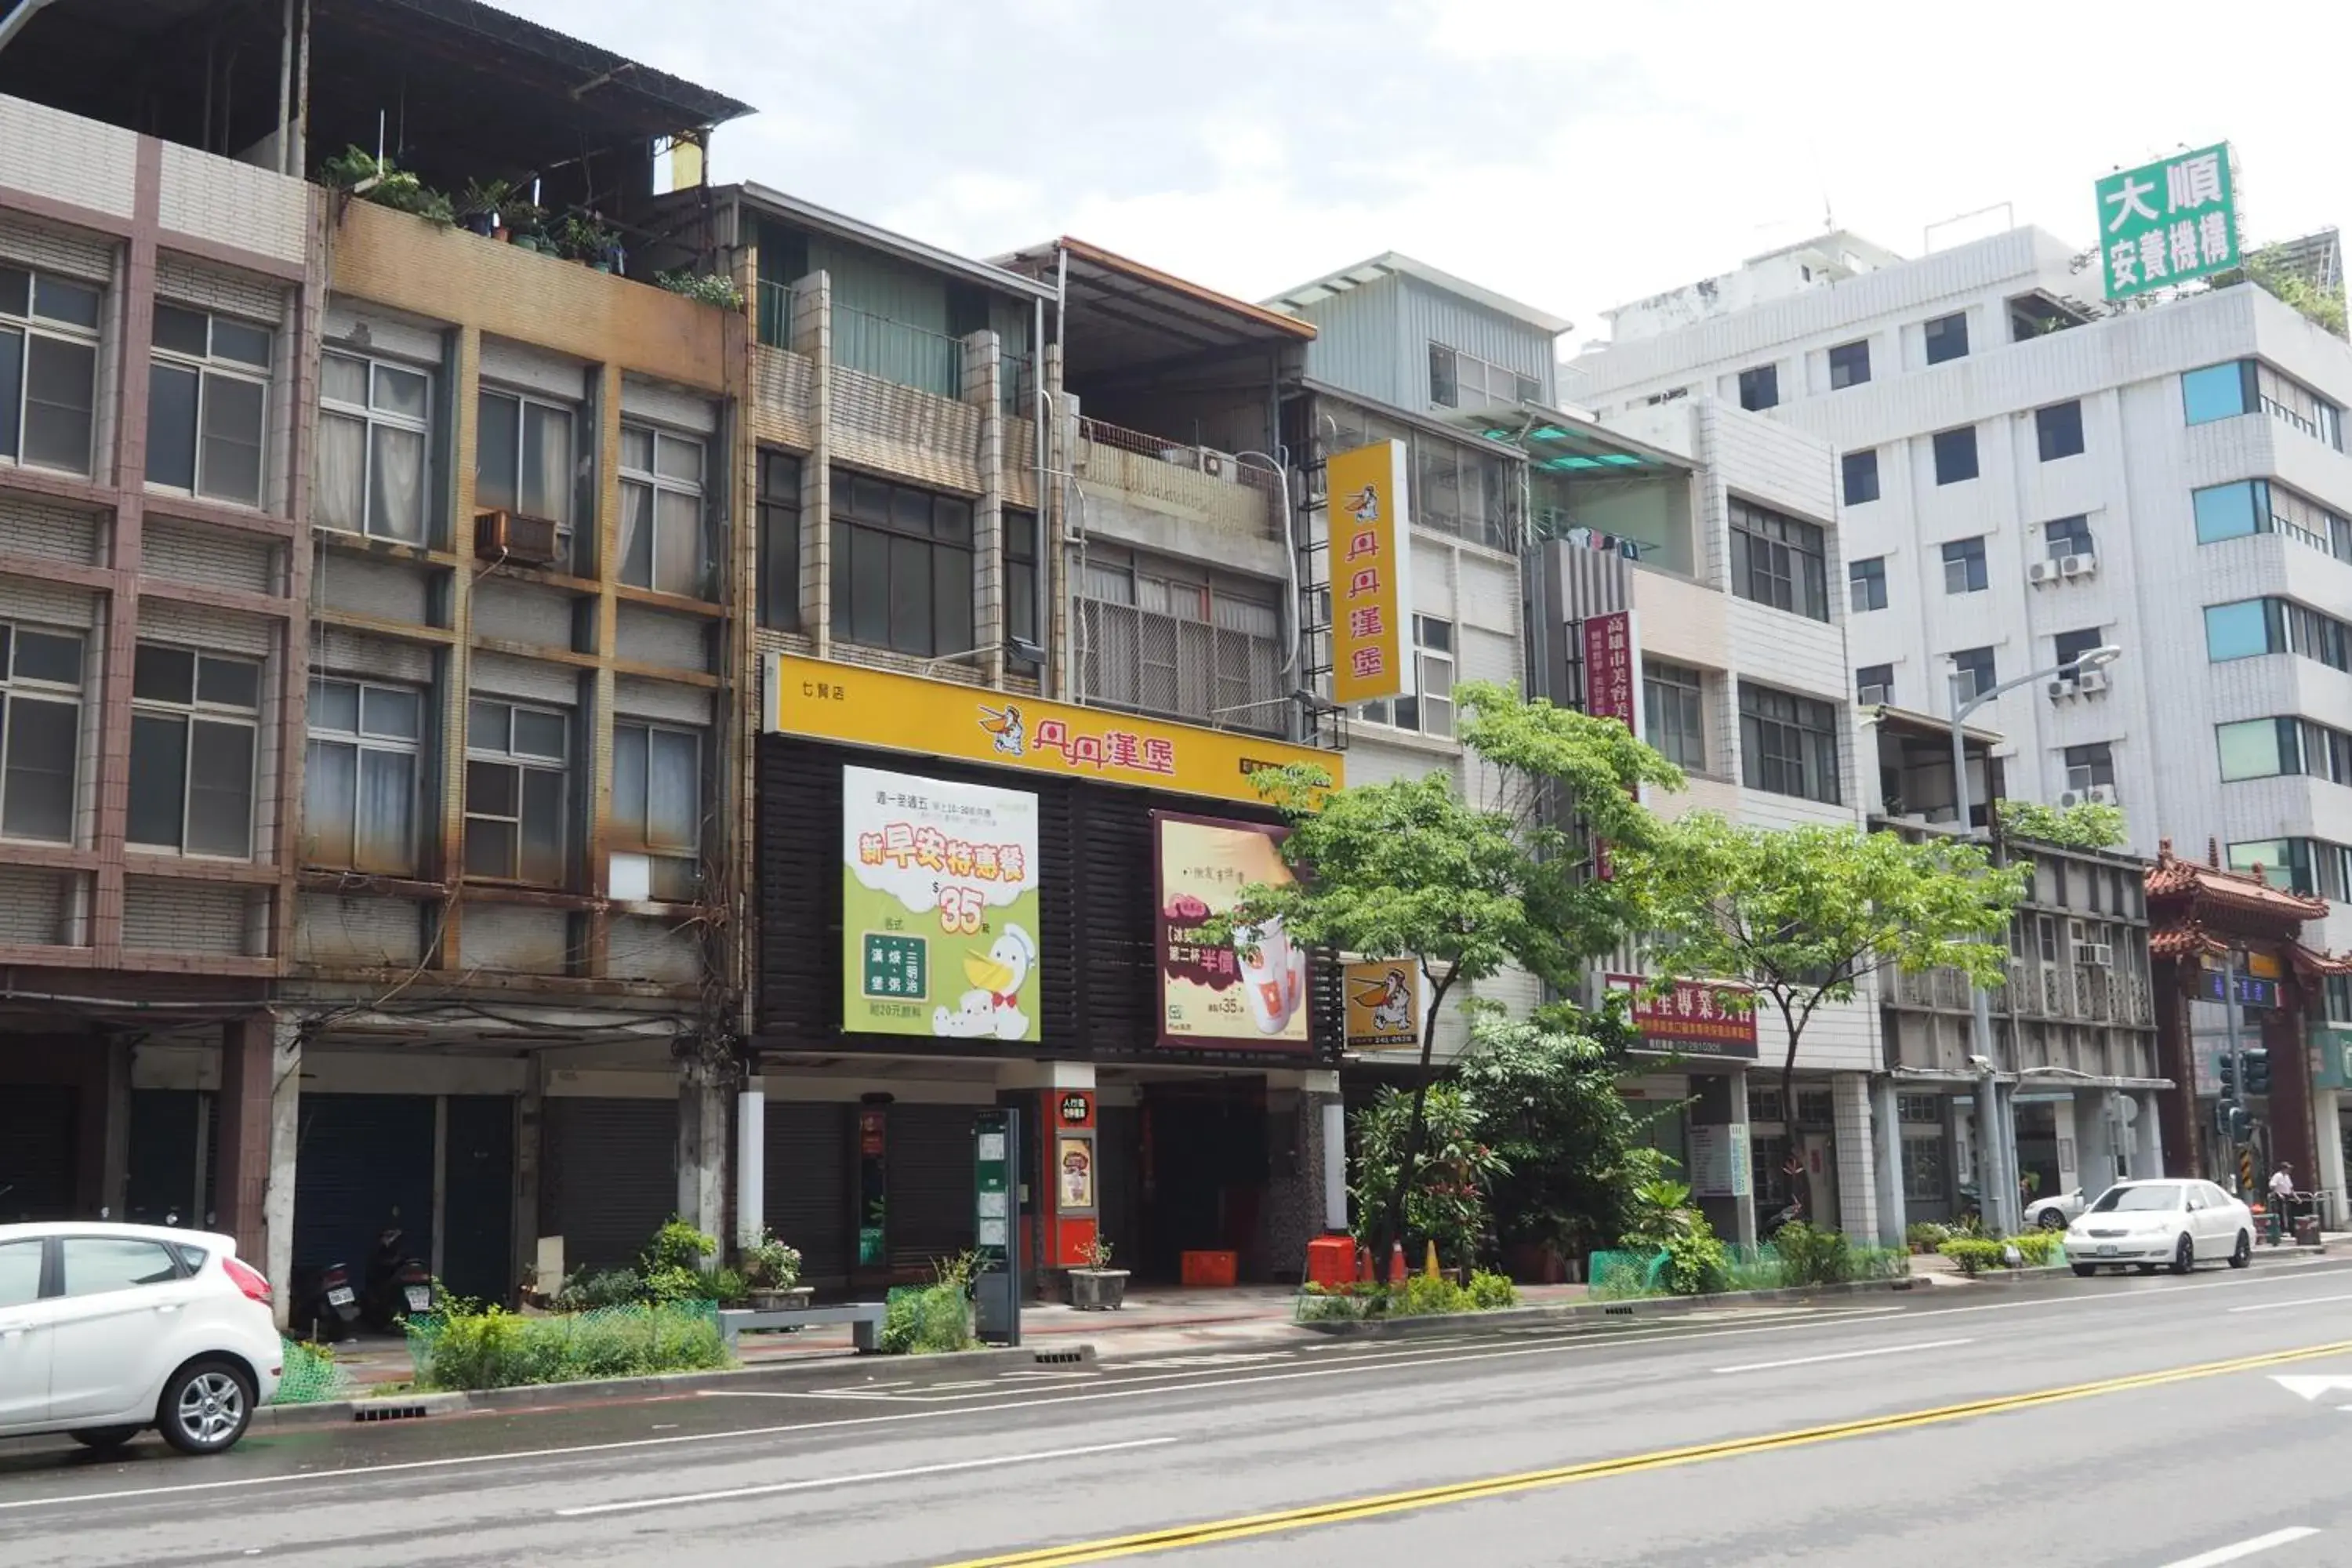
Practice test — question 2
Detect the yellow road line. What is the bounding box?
[938,1339,2352,1566]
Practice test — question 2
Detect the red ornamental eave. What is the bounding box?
[2146,839,2330,928]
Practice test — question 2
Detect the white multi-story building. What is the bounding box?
[1570,227,2352,965]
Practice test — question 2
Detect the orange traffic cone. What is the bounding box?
[1387,1241,1406,1283]
[1424,1241,1440,1279]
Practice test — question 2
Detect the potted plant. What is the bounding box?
[556,213,622,271]
[459,178,517,240]
[741,1229,809,1312]
[1067,1235,1128,1311]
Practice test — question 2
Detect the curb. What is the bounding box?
[254,1341,1096,1432]
[1290,1274,1933,1340]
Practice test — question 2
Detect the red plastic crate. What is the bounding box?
[1303,1234,1356,1290]
[1181,1249,1238,1287]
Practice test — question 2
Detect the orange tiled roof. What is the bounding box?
[2146,839,2331,922]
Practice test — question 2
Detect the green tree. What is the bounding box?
[1348,1083,1504,1265]
[1994,797,2126,851]
[1218,681,1680,1262]
[1623,815,2029,1216]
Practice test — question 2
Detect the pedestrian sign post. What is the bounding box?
[2094,143,2238,301]
[973,1108,1022,1346]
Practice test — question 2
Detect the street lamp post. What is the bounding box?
[1947,644,2122,1238]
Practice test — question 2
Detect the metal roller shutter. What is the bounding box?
[1097,1105,1142,1270]
[764,1100,851,1287]
[888,1103,978,1270]
[127,1089,200,1225]
[543,1097,677,1276]
[293,1094,437,1276]
[0,1085,76,1221]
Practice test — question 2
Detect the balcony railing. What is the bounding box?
[1073,417,1286,542]
[1076,596,1286,735]
[755,284,1032,413]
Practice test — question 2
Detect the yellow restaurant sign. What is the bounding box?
[1327,439,1414,708]
[764,652,1342,804]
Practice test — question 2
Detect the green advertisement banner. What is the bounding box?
[842,764,1042,1041]
[2095,142,2238,300]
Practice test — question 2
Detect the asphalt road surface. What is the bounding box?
[8,1254,2352,1567]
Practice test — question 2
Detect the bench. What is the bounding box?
[717,1302,890,1354]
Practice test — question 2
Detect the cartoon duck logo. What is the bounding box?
[978,703,1025,757]
[931,923,1036,1040]
[1343,484,1381,525]
[1351,965,1414,1035]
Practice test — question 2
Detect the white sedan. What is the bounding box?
[2064,1179,2255,1276]
[0,1221,282,1455]
[2024,1188,2087,1230]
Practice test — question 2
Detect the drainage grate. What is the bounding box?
[1603,1305,1635,1316]
[353,1403,432,1423]
[1031,1350,1086,1366]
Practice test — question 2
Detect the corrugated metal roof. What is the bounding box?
[1264,252,1572,337]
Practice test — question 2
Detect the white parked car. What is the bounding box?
[2063,1179,2254,1276]
[0,1221,281,1455]
[2024,1188,2087,1230]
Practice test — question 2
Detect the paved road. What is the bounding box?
[7,1254,2352,1566]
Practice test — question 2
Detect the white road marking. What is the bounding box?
[1712,1338,1976,1375]
[2270,1375,2352,1402]
[9,1263,2345,1516]
[2158,1526,2321,1567]
[551,1437,1174,1517]
[2230,1292,2352,1314]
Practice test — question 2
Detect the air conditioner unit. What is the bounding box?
[2048,678,2077,700]
[1199,449,1230,479]
[2075,669,2111,695]
[2081,942,2114,967]
[2086,783,2116,805]
[2061,554,2095,578]
[474,509,561,568]
[2027,560,2056,584]
[2059,789,2088,808]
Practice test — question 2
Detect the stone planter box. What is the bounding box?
[745,1286,813,1314]
[1067,1269,1129,1311]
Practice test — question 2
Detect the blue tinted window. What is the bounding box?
[2204,600,2273,661]
[2193,481,2263,543]
[2183,361,2254,425]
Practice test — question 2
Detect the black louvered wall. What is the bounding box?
[756,737,1341,1067]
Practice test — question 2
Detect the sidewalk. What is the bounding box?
[317,1281,1595,1389]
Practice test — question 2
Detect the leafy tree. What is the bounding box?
[1218,681,1680,1262]
[1623,815,2029,1217]
[2209,245,2349,338]
[1994,797,2126,851]
[1348,1084,1504,1265]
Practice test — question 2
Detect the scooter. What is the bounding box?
[361,1227,438,1330]
[1760,1198,1805,1241]
[291,1260,364,1341]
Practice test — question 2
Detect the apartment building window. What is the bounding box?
[755,449,802,630]
[1737,364,1778,412]
[0,263,100,475]
[1950,646,1995,704]
[126,643,260,858]
[1005,506,1041,656]
[147,303,271,507]
[2054,627,2107,672]
[1359,615,1455,737]
[1729,499,1828,622]
[1827,339,1871,390]
[476,389,576,560]
[465,699,568,885]
[2227,838,2352,902]
[2065,743,2115,793]
[2184,359,2344,448]
[2257,362,2344,449]
[830,469,975,659]
[317,352,430,543]
[1931,425,1978,485]
[1428,343,1458,408]
[613,720,702,900]
[1841,448,1879,505]
[1642,659,1705,771]
[1922,312,1969,365]
[1414,437,1512,550]
[303,677,421,875]
[1082,550,1283,732]
[1855,664,1893,706]
[1848,555,1887,613]
[2045,514,2095,560]
[0,622,82,843]
[1428,343,1539,413]
[1903,1137,1947,1204]
[1738,683,1840,804]
[2216,717,2352,786]
[2036,400,2085,461]
[2181,359,2255,424]
[1940,536,1987,594]
[619,424,708,597]
[2192,478,2352,559]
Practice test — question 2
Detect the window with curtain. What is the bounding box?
[613,720,702,901]
[756,449,803,629]
[147,303,272,507]
[1642,659,1705,770]
[303,677,422,875]
[1738,682,1840,803]
[317,352,430,543]
[0,621,82,844]
[1729,499,1829,621]
[619,424,708,597]
[126,642,260,858]
[829,468,974,659]
[464,698,569,886]
[476,389,576,564]
[0,263,101,477]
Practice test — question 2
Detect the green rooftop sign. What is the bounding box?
[2095,143,2238,300]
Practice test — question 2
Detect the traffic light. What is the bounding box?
[2228,1102,2252,1142]
[2245,1047,2271,1096]
[2220,1054,2238,1097]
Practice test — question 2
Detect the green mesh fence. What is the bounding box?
[405,1301,728,1390]
[1588,1242,1909,1300]
[273,1338,354,1405]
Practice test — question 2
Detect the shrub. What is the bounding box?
[655,270,748,310]
[1293,1272,1519,1321]
[2009,1231,2062,1266]
[1657,1229,1732,1295]
[416,1301,726,1390]
[880,1252,979,1355]
[1907,1222,1951,1254]
[1939,1236,2006,1276]
[1465,1270,1519,1311]
[1772,1221,1854,1287]
[552,1268,646,1312]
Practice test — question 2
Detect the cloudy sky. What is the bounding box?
[509,0,2341,347]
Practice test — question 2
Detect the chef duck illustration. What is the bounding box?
[931,923,1036,1040]
[1352,965,1414,1035]
[976,703,1025,757]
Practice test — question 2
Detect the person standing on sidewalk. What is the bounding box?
[2268,1162,2297,1242]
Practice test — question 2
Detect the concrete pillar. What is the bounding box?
[215,1016,274,1270]
[2049,1094,2080,1203]
[676,1059,730,1254]
[2135,1089,2165,1180]
[265,1021,299,1319]
[2076,1090,2122,1197]
[736,1076,767,1249]
[1258,1069,1341,1282]
[1831,1072,1878,1244]
[99,1033,132,1219]
[1727,1070,1755,1250]
[961,328,1005,687]
[790,270,833,652]
[1872,1077,1906,1250]
[514,1053,545,1288]
[2313,1087,2347,1229]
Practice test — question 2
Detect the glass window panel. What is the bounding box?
[655,433,701,485]
[933,537,972,659]
[1933,426,1978,484]
[151,304,209,358]
[1842,449,1878,505]
[59,1237,181,1297]
[474,392,519,513]
[518,767,564,884]
[355,748,416,875]
[372,363,427,420]
[126,712,188,848]
[196,655,260,710]
[2,695,76,841]
[932,495,972,544]
[133,644,194,704]
[200,371,266,504]
[648,729,699,851]
[466,757,517,817]
[521,403,571,524]
[303,737,357,865]
[467,699,509,753]
[888,532,933,655]
[847,521,889,646]
[464,816,515,879]
[360,685,419,739]
[655,488,701,596]
[0,326,19,460]
[512,707,565,760]
[22,335,94,473]
[145,363,199,488]
[2205,601,2272,662]
[2194,481,2260,543]
[0,1239,38,1306]
[210,318,271,367]
[612,724,647,829]
[368,424,426,542]
[321,354,368,406]
[2182,361,2252,424]
[186,719,253,856]
[29,276,100,329]
[619,425,655,473]
[2217,718,2289,781]
[314,410,366,532]
[0,266,27,317]
[890,484,931,535]
[849,474,891,523]
[13,629,81,685]
[618,479,654,587]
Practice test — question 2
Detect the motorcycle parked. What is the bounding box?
[361,1227,438,1330]
[290,1260,364,1342]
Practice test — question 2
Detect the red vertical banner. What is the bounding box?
[1580,611,1644,880]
